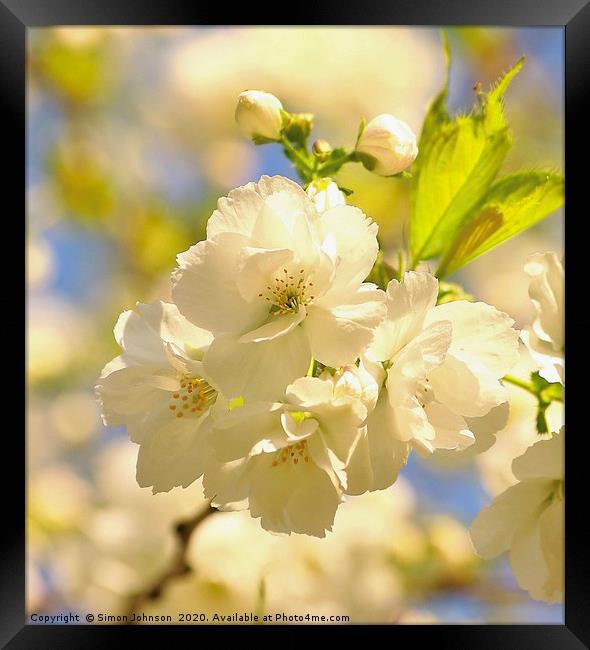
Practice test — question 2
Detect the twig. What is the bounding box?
[125,503,218,621]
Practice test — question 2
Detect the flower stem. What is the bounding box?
[316,151,357,177]
[502,374,537,395]
[281,135,314,180]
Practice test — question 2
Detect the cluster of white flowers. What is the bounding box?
[97,170,521,537]
[470,254,564,603]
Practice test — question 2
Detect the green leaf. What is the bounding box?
[483,56,525,132]
[436,170,564,277]
[409,55,524,265]
[410,118,511,262]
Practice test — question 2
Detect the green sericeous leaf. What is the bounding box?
[436,170,564,277]
[409,36,525,266]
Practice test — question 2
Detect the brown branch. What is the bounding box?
[125,502,219,621]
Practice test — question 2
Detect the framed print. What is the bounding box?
[7,0,589,646]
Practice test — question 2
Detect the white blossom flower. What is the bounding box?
[235,90,284,142]
[346,271,520,495]
[355,114,418,176]
[331,363,379,412]
[203,372,369,537]
[96,301,217,494]
[471,429,564,603]
[306,177,346,214]
[172,175,386,400]
[521,252,564,384]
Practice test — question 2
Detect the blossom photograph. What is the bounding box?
[26,26,564,625]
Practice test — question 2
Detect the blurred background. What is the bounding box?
[26,27,564,623]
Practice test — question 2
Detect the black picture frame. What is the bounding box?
[10,1,588,646]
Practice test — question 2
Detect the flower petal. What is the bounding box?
[387,320,452,396]
[538,498,564,602]
[317,402,365,462]
[423,401,475,451]
[210,401,285,462]
[207,175,312,240]
[428,354,508,418]
[384,322,451,449]
[393,397,437,449]
[162,342,206,378]
[280,412,320,441]
[250,189,321,269]
[426,300,520,378]
[305,286,386,367]
[203,456,252,511]
[464,402,510,454]
[306,432,347,490]
[521,329,564,385]
[135,302,213,357]
[318,204,379,292]
[172,232,269,336]
[285,376,334,409]
[96,365,173,426]
[204,328,311,401]
[235,246,294,302]
[367,271,438,363]
[512,431,563,482]
[112,309,165,367]
[248,453,341,537]
[136,412,211,493]
[238,308,306,344]
[470,480,552,559]
[346,391,411,494]
[510,510,553,602]
[525,251,564,352]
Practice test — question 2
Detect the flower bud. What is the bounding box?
[356,114,418,176]
[333,364,379,412]
[283,112,314,145]
[235,90,284,142]
[312,139,332,161]
[306,178,346,214]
